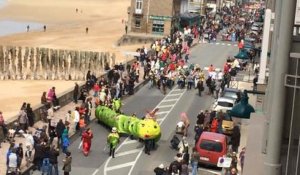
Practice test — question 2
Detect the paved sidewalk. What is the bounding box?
[0,70,147,175]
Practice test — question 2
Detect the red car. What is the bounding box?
[196,132,228,166]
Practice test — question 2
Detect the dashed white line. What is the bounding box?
[227,43,232,46]
[115,149,141,157]
[106,161,135,171]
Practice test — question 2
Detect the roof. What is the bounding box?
[201,132,226,141]
[217,97,235,103]
[224,87,240,93]
[180,12,200,19]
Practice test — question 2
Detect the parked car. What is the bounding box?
[196,132,228,166]
[222,88,241,101]
[221,113,234,135]
[212,97,236,112]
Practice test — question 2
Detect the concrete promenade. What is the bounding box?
[0,70,147,175]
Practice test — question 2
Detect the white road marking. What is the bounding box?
[122,139,138,145]
[221,43,225,45]
[167,93,181,97]
[216,42,220,45]
[106,161,135,171]
[172,89,184,91]
[115,149,141,157]
[92,169,99,175]
[227,43,232,46]
[127,87,186,174]
[158,104,174,108]
[234,44,238,46]
[156,118,163,122]
[199,168,221,174]
[162,99,178,102]
[102,86,186,175]
[156,111,170,115]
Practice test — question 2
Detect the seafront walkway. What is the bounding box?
[0,70,147,175]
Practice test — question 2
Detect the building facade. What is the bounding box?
[129,0,182,36]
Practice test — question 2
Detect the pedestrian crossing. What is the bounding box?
[199,40,238,47]
[99,86,186,175]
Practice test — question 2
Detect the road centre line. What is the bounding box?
[106,161,135,171]
[115,149,141,157]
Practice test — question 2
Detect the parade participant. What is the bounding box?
[61,128,70,154]
[107,127,120,158]
[180,112,190,136]
[154,164,167,175]
[62,151,72,175]
[81,128,93,156]
[145,108,159,120]
[191,147,200,175]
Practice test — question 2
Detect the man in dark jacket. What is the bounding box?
[231,125,241,152]
[154,164,167,175]
[73,83,79,104]
[49,145,59,175]
[55,119,65,148]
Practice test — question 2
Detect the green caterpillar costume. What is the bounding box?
[95,103,161,141]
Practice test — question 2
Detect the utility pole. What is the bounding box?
[264,1,297,175]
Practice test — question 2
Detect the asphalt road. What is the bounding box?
[32,41,239,175]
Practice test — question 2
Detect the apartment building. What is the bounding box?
[129,0,182,35]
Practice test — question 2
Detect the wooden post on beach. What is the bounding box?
[0,46,4,79]
[35,47,41,80]
[111,53,116,68]
[24,47,29,80]
[100,52,105,72]
[17,47,22,80]
[29,47,35,80]
[4,47,10,79]
[11,47,17,80]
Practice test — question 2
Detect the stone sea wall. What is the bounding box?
[0,46,116,80]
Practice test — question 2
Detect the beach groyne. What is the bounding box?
[0,46,116,80]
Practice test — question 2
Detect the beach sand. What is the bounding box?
[0,0,142,120]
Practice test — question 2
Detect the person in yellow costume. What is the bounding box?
[107,127,120,158]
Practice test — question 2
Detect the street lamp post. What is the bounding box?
[264,0,297,175]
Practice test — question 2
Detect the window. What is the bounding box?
[135,0,143,14]
[200,140,223,152]
[135,16,141,28]
[136,0,142,10]
[152,20,164,34]
[217,101,234,107]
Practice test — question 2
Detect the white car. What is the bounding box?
[212,97,235,112]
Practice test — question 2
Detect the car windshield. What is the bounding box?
[200,140,223,152]
[224,92,237,99]
[218,101,233,107]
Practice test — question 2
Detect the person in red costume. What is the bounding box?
[81,128,93,156]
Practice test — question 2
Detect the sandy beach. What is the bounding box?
[0,0,141,120]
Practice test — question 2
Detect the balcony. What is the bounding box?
[135,9,142,15]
